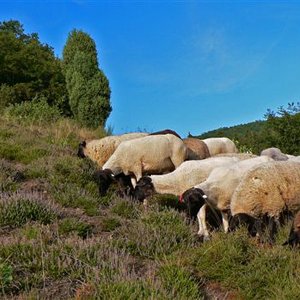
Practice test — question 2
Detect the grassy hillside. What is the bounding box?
[0,115,300,299]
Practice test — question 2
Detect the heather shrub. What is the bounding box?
[0,192,58,228]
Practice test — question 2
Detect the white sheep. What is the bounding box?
[202,137,238,156]
[97,134,188,195]
[189,156,273,239]
[260,147,288,161]
[133,156,240,202]
[183,138,210,160]
[287,155,300,162]
[230,160,300,242]
[78,132,148,167]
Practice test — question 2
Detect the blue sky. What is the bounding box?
[1,0,300,137]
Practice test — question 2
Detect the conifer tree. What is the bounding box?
[62,29,111,128]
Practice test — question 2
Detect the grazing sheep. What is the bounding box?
[133,156,239,202]
[150,129,182,139]
[202,137,238,156]
[183,138,210,160]
[260,147,288,161]
[94,169,134,197]
[214,153,257,160]
[182,156,273,239]
[230,161,300,242]
[97,134,188,196]
[283,210,300,247]
[77,132,148,167]
[287,155,300,163]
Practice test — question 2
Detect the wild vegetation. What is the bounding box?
[0,20,111,128]
[196,102,300,155]
[1,18,300,299]
[0,105,300,299]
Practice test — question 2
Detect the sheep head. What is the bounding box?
[229,213,258,237]
[94,168,114,196]
[77,141,87,158]
[180,187,207,221]
[133,176,154,202]
[283,215,300,247]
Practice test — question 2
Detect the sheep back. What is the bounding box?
[199,156,273,211]
[103,134,187,178]
[183,138,210,160]
[231,161,300,218]
[260,147,288,161]
[150,156,239,196]
[202,137,238,156]
[214,153,257,160]
[82,132,148,167]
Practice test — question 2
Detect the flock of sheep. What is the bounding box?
[77,130,300,247]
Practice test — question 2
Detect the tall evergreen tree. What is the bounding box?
[62,29,111,128]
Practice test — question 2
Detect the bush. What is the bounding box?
[4,96,61,124]
[0,192,58,228]
[115,206,195,259]
[58,218,93,239]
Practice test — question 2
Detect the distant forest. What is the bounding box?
[195,103,300,155]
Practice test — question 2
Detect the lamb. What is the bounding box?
[230,160,300,242]
[283,210,300,247]
[260,147,288,161]
[181,156,273,239]
[133,156,240,202]
[202,137,238,156]
[96,134,188,196]
[77,132,148,167]
[183,138,210,160]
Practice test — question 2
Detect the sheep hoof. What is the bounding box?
[197,234,210,242]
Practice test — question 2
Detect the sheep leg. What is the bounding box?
[221,211,229,233]
[130,177,137,188]
[197,204,209,240]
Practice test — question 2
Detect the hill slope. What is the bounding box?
[0,116,299,299]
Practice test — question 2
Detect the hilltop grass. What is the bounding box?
[0,114,299,299]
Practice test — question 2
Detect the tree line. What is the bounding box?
[0,20,111,128]
[197,102,300,155]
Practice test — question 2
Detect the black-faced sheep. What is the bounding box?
[283,210,300,247]
[183,138,211,160]
[202,137,238,156]
[260,147,289,161]
[181,156,273,239]
[97,134,188,196]
[133,156,240,202]
[230,161,300,242]
[77,132,148,167]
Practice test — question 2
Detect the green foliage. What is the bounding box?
[264,102,300,155]
[58,218,93,239]
[63,29,112,128]
[102,217,121,232]
[110,199,140,219]
[0,260,13,291]
[0,193,57,228]
[158,264,203,299]
[4,95,61,124]
[115,207,195,259]
[0,20,70,115]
